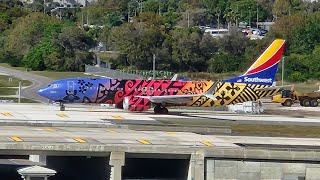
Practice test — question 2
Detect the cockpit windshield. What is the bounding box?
[47,84,59,88]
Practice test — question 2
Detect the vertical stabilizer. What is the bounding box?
[224,39,286,85]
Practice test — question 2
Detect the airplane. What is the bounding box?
[38,39,286,114]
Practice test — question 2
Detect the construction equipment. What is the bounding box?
[272,89,320,107]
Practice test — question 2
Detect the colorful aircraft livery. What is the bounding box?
[38,39,286,114]
[225,39,285,85]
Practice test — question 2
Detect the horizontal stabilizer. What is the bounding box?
[256,85,293,91]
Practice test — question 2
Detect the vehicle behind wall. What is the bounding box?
[272,89,320,107]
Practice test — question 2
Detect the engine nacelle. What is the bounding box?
[123,96,151,112]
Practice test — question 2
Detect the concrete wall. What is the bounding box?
[206,159,320,180]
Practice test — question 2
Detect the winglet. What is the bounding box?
[204,82,218,100]
[171,74,178,81]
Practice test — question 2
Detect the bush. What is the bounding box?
[288,71,307,82]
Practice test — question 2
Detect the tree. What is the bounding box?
[170,27,205,71]
[23,41,54,70]
[109,12,166,70]
[271,14,305,40]
[53,26,96,71]
[5,13,56,58]
[272,0,290,18]
[290,12,320,54]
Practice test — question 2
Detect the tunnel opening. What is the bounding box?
[46,156,110,180]
[0,165,21,180]
[123,158,189,180]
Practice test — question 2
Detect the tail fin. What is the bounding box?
[224,39,286,86]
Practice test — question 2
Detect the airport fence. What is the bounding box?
[85,65,174,79]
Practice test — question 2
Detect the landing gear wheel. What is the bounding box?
[160,107,169,114]
[60,106,65,111]
[59,102,65,111]
[303,99,311,107]
[284,99,293,107]
[281,103,285,106]
[154,106,162,114]
[311,99,319,107]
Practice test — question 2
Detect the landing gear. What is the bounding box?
[59,102,65,111]
[154,105,168,114]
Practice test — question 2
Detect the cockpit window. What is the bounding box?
[48,84,59,88]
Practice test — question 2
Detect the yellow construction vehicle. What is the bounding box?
[272,89,320,107]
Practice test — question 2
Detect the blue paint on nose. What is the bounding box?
[37,87,48,98]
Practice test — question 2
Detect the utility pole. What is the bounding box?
[18,82,21,103]
[187,10,190,27]
[249,7,251,27]
[43,0,46,14]
[59,8,62,21]
[281,56,285,86]
[86,9,89,25]
[256,3,259,28]
[158,0,161,16]
[81,11,84,28]
[187,3,190,27]
[153,54,156,79]
[216,9,221,30]
[128,4,130,22]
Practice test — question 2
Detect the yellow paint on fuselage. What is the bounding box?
[187,82,280,107]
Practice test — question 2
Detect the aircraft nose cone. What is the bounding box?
[37,88,48,98]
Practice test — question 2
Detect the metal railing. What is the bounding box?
[85,65,174,79]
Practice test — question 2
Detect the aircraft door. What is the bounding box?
[67,81,75,92]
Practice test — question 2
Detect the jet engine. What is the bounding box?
[123,96,151,111]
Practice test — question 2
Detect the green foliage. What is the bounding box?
[144,0,160,13]
[105,11,123,27]
[23,40,55,70]
[0,50,22,67]
[208,52,239,73]
[271,15,306,40]
[285,53,309,82]
[109,13,166,70]
[4,13,55,57]
[2,0,320,82]
[308,45,320,79]
[272,0,290,17]
[288,71,307,82]
[290,13,320,54]
[170,27,205,71]
[64,51,94,72]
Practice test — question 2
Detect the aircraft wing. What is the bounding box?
[256,85,293,91]
[135,94,201,104]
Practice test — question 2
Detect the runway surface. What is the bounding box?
[0,103,320,152]
[1,103,320,126]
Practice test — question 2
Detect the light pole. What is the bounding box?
[158,0,161,16]
[43,0,46,14]
[256,3,259,28]
[128,4,130,22]
[249,6,251,27]
[139,0,143,13]
[282,56,285,86]
[153,54,156,79]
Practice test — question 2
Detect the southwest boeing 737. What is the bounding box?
[38,39,286,114]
